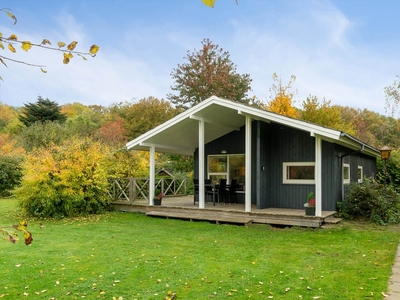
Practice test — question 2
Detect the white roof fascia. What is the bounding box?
[126,102,203,150]
[126,96,231,150]
[126,95,378,158]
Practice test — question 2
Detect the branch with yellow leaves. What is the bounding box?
[1,220,33,246]
[202,0,238,8]
[0,8,99,80]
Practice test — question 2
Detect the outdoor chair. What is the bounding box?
[205,179,213,203]
[193,179,199,205]
[214,178,227,204]
[225,179,237,203]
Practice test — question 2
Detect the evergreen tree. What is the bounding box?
[18,96,67,127]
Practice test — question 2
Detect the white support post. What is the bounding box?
[198,118,205,209]
[315,136,322,217]
[245,116,252,212]
[149,145,155,206]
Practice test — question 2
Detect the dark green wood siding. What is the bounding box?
[194,120,377,211]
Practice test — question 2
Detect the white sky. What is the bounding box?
[0,0,399,115]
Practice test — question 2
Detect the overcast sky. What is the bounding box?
[0,0,399,115]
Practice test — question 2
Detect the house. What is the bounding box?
[126,96,379,216]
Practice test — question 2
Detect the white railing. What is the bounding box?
[108,177,188,203]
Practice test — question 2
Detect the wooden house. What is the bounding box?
[126,96,379,216]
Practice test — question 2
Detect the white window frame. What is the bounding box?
[358,166,363,183]
[208,154,245,184]
[208,155,228,183]
[282,162,315,184]
[343,163,350,184]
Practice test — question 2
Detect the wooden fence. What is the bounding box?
[108,177,188,203]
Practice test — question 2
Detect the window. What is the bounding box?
[343,163,350,184]
[283,162,315,184]
[208,154,245,185]
[358,166,363,183]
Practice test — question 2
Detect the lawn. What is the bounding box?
[1,198,400,299]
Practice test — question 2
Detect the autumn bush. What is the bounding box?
[0,155,23,197]
[14,138,113,218]
[339,177,400,225]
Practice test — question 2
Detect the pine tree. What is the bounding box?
[18,96,67,127]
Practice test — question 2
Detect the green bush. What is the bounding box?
[377,149,400,193]
[0,155,23,197]
[14,138,112,218]
[339,177,400,225]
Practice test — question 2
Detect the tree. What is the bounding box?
[115,97,176,140]
[94,117,127,147]
[384,75,400,117]
[17,120,74,151]
[18,96,67,127]
[264,73,298,117]
[299,95,355,134]
[168,38,253,109]
[0,8,99,80]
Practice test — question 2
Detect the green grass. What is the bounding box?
[1,198,400,299]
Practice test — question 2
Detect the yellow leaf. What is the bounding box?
[8,43,16,53]
[41,68,47,73]
[63,52,73,64]
[8,34,17,41]
[67,41,78,51]
[57,42,66,48]
[21,41,32,52]
[41,39,52,46]
[89,44,99,55]
[202,0,215,8]
[6,12,17,25]
[0,41,4,50]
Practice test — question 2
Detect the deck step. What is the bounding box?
[324,217,342,224]
[146,211,253,226]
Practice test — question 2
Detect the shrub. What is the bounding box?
[14,138,112,218]
[377,149,400,193]
[0,155,23,197]
[339,177,400,225]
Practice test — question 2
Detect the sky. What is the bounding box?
[0,0,399,115]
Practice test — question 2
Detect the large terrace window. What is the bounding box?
[208,154,245,185]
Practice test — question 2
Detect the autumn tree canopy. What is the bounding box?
[18,96,67,127]
[168,38,253,109]
[384,75,400,117]
[299,95,355,134]
[265,73,298,118]
[114,97,177,140]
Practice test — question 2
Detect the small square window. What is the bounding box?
[358,166,363,183]
[343,163,350,184]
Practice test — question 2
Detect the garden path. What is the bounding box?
[387,241,400,298]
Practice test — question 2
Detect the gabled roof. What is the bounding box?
[126,96,380,157]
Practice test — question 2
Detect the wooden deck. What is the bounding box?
[112,195,340,228]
